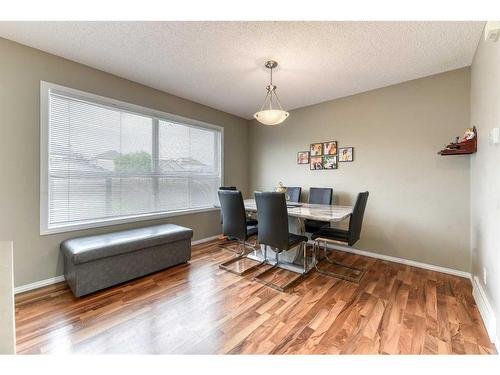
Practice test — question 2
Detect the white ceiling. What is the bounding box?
[0,21,484,119]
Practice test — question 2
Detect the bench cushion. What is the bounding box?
[61,224,193,265]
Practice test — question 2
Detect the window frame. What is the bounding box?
[40,81,224,235]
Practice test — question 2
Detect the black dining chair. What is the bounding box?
[253,192,309,291]
[219,186,237,223]
[219,186,257,235]
[304,187,333,233]
[286,187,302,203]
[218,190,262,275]
[311,191,369,282]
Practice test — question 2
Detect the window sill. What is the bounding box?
[40,206,220,235]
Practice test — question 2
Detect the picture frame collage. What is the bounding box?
[297,142,354,170]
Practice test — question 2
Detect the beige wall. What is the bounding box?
[249,68,471,271]
[0,36,476,288]
[0,38,249,287]
[470,31,500,341]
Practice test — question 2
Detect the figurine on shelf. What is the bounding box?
[438,126,477,156]
[462,127,476,141]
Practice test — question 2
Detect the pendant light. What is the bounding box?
[253,60,289,125]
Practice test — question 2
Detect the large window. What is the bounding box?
[40,82,223,234]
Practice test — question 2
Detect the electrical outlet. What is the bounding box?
[483,267,487,286]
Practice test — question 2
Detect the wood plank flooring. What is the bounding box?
[15,239,495,354]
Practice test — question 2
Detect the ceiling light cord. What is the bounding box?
[269,84,274,110]
[259,90,271,112]
[273,89,284,111]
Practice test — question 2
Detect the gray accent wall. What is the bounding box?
[249,68,472,271]
[0,38,249,287]
[470,31,500,342]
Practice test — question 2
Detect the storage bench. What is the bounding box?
[61,224,193,297]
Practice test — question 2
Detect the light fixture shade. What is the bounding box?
[253,109,289,126]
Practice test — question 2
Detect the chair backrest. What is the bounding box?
[287,187,302,203]
[309,187,333,205]
[218,190,248,241]
[348,191,369,246]
[219,186,237,191]
[254,192,289,252]
[219,186,238,223]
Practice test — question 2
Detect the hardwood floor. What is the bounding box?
[15,239,495,354]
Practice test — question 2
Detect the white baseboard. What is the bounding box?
[191,234,221,245]
[14,235,222,295]
[14,275,65,295]
[472,276,498,346]
[325,242,471,279]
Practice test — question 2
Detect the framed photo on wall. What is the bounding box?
[310,143,323,156]
[338,147,354,162]
[310,156,323,170]
[323,155,338,169]
[297,151,310,164]
[323,141,337,155]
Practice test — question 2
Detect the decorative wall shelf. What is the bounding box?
[438,126,477,156]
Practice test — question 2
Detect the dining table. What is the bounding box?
[240,199,353,273]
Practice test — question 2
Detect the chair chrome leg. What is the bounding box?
[313,239,365,283]
[218,236,239,251]
[303,242,308,273]
[220,235,258,253]
[252,236,259,249]
[323,248,364,272]
[253,243,307,292]
[219,240,265,276]
[254,267,304,292]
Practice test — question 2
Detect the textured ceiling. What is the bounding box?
[0,21,485,119]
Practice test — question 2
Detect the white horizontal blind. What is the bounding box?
[46,90,221,230]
